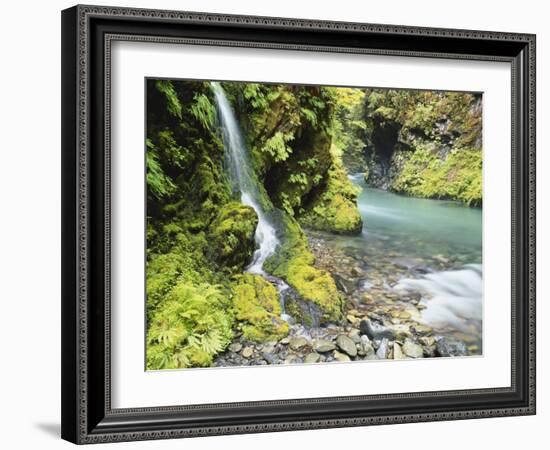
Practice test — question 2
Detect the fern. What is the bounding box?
[190,94,216,131]
[146,139,176,199]
[146,281,233,370]
[155,80,182,119]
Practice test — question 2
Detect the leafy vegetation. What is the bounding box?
[145,79,482,370]
[360,89,482,204]
[391,146,482,206]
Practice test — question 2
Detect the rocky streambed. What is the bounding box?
[214,232,480,368]
[214,181,483,368]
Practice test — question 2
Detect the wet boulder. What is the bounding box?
[435,336,468,357]
[359,319,396,340]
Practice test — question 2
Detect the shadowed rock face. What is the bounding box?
[360,90,482,206]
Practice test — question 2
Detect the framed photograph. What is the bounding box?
[61,4,536,444]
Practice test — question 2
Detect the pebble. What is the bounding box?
[376,338,389,359]
[314,339,336,353]
[304,353,321,364]
[360,319,395,340]
[241,347,254,358]
[393,343,405,359]
[402,339,424,358]
[333,351,351,362]
[262,352,277,364]
[289,337,309,351]
[284,355,302,364]
[336,334,358,357]
[229,343,242,353]
[436,336,468,357]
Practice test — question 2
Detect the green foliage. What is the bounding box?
[146,139,176,199]
[190,93,216,131]
[261,131,294,162]
[145,79,368,369]
[155,80,182,119]
[329,87,367,171]
[147,282,234,370]
[391,145,482,206]
[299,146,363,234]
[231,274,289,342]
[363,88,482,205]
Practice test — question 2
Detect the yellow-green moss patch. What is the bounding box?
[208,201,259,272]
[265,214,344,323]
[231,273,289,342]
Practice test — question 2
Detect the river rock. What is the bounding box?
[349,330,362,344]
[412,324,433,335]
[314,339,336,353]
[336,334,357,357]
[284,355,303,364]
[333,351,351,362]
[436,336,468,357]
[304,353,321,364]
[280,337,290,345]
[347,314,359,325]
[333,274,356,294]
[241,347,254,358]
[419,336,435,346]
[262,342,276,354]
[402,339,423,358]
[262,352,277,364]
[376,338,389,359]
[229,343,242,353]
[289,337,308,351]
[360,335,376,358]
[393,343,405,359]
[359,319,395,340]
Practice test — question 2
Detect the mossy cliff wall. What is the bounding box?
[145,80,359,369]
[225,82,362,234]
[360,90,482,206]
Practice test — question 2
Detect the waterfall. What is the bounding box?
[394,264,482,331]
[210,82,280,275]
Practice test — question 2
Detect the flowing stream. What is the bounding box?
[309,174,483,341]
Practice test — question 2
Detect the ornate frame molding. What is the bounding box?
[61,4,536,444]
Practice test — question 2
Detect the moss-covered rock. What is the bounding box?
[391,145,482,206]
[208,201,258,272]
[265,213,344,323]
[231,273,289,342]
[362,89,483,205]
[299,147,362,234]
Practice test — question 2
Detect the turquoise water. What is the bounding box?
[342,174,482,267]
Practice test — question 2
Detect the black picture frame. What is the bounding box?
[61,4,536,444]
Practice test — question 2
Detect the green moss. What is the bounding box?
[265,214,344,323]
[146,282,234,370]
[208,201,259,272]
[391,146,482,206]
[299,146,362,234]
[231,274,289,342]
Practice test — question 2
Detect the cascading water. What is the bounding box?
[211,82,291,320]
[394,264,482,331]
[211,82,280,275]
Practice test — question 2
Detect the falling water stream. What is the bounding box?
[211,82,292,320]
